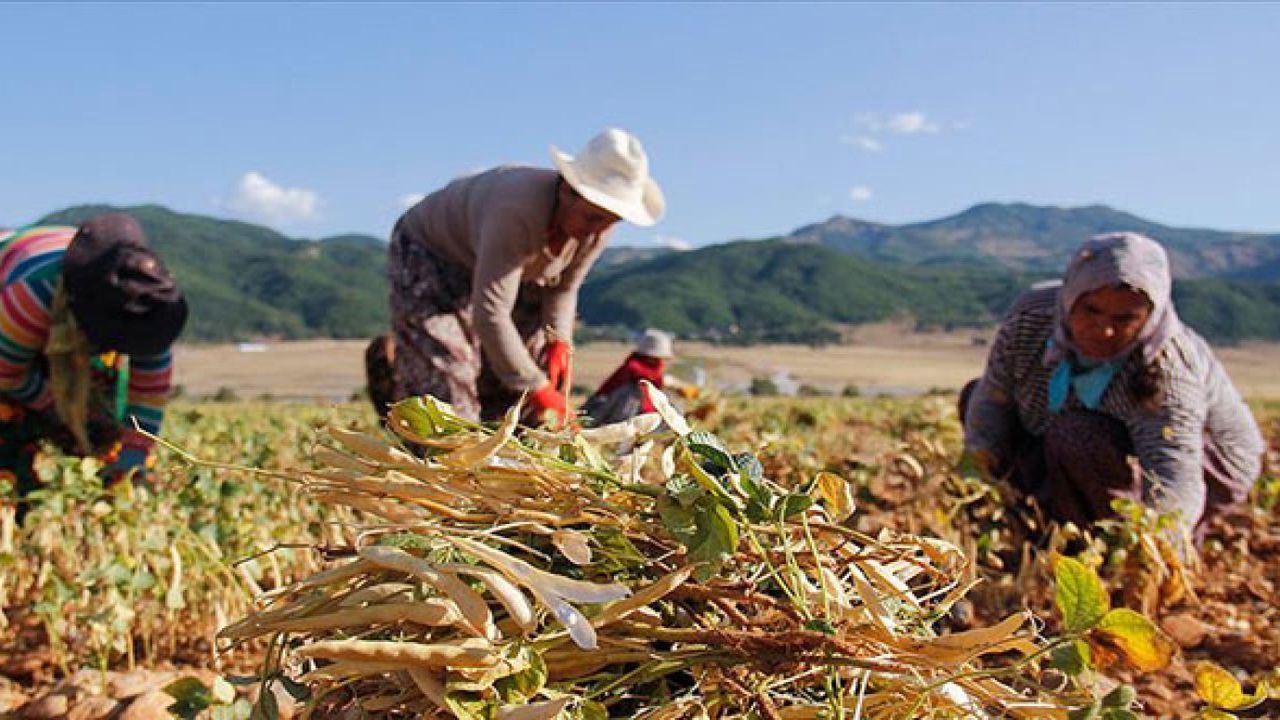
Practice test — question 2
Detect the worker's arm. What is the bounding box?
[471,210,547,391]
[122,350,173,441]
[0,276,55,412]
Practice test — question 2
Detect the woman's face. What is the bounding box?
[1067,284,1153,361]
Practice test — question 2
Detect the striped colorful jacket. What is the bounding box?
[0,226,173,444]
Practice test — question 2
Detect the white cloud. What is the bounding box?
[839,134,882,152]
[886,112,939,134]
[848,186,873,203]
[223,172,319,226]
[655,234,692,251]
[846,112,947,148]
[399,193,426,210]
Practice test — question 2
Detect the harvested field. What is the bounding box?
[2,393,1276,718]
[173,331,1280,401]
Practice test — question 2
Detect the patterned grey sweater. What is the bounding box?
[964,287,1264,531]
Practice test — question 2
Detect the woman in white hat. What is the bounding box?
[371,128,664,427]
[583,329,675,425]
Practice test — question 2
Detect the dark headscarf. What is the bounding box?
[62,213,188,356]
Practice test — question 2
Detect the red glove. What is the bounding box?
[544,341,572,393]
[526,383,568,429]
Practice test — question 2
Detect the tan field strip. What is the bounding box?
[173,331,1280,401]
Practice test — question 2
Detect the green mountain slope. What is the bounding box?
[580,239,1030,344]
[39,204,388,341]
[583,237,1280,345]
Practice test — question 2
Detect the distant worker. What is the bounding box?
[0,214,188,520]
[367,128,665,428]
[584,329,691,425]
[961,232,1263,544]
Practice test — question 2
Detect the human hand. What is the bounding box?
[525,383,569,430]
[544,341,572,393]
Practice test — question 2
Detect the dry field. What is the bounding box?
[174,327,1280,401]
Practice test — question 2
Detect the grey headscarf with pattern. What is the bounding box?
[1046,232,1183,367]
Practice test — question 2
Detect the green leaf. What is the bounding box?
[494,648,547,704]
[803,619,837,635]
[684,430,737,472]
[378,532,436,552]
[1050,639,1092,677]
[164,677,213,720]
[1093,608,1176,673]
[1067,700,1101,720]
[681,447,740,509]
[774,493,814,520]
[1100,684,1136,709]
[591,527,648,574]
[736,468,775,509]
[734,453,764,482]
[575,700,609,720]
[1053,556,1110,633]
[1098,709,1139,720]
[665,474,705,508]
[443,690,497,720]
[658,499,698,546]
[391,397,438,436]
[688,500,739,581]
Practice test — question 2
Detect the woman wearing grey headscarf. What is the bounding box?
[962,232,1264,542]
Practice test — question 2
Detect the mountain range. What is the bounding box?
[786,203,1280,279]
[19,201,1280,344]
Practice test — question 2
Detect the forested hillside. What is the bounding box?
[27,203,1280,345]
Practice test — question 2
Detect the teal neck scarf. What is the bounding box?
[1046,339,1122,412]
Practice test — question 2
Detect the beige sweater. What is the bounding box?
[397,166,609,390]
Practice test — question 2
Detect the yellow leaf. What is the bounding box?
[1092,608,1176,673]
[1194,661,1268,711]
[1265,669,1280,700]
[814,471,855,521]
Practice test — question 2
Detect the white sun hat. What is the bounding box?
[635,328,674,359]
[550,128,665,227]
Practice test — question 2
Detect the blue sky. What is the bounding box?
[3,3,1279,248]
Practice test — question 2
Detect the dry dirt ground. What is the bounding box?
[174,327,1280,401]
